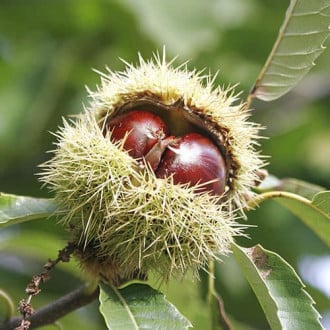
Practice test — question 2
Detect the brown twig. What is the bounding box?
[14,243,77,330]
[216,294,232,330]
[208,260,233,330]
[0,285,99,330]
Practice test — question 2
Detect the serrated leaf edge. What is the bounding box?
[232,243,324,329]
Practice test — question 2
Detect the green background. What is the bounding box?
[0,1,329,329]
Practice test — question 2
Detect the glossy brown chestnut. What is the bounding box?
[106,110,169,159]
[106,110,227,196]
[155,133,226,196]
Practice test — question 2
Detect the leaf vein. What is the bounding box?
[274,48,324,56]
[284,30,329,37]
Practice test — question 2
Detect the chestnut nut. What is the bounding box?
[106,109,227,196]
[106,110,169,159]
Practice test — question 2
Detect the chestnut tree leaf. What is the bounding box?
[257,175,326,200]
[0,192,57,228]
[250,0,330,102]
[99,283,192,330]
[272,191,330,247]
[232,243,323,330]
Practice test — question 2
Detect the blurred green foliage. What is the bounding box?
[0,1,329,329]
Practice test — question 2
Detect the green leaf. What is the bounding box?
[250,190,330,246]
[232,243,323,330]
[274,191,330,246]
[0,192,57,228]
[99,283,192,330]
[250,0,330,101]
[312,191,330,216]
[257,175,326,200]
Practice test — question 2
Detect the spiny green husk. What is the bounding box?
[40,53,263,285]
[40,112,243,284]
